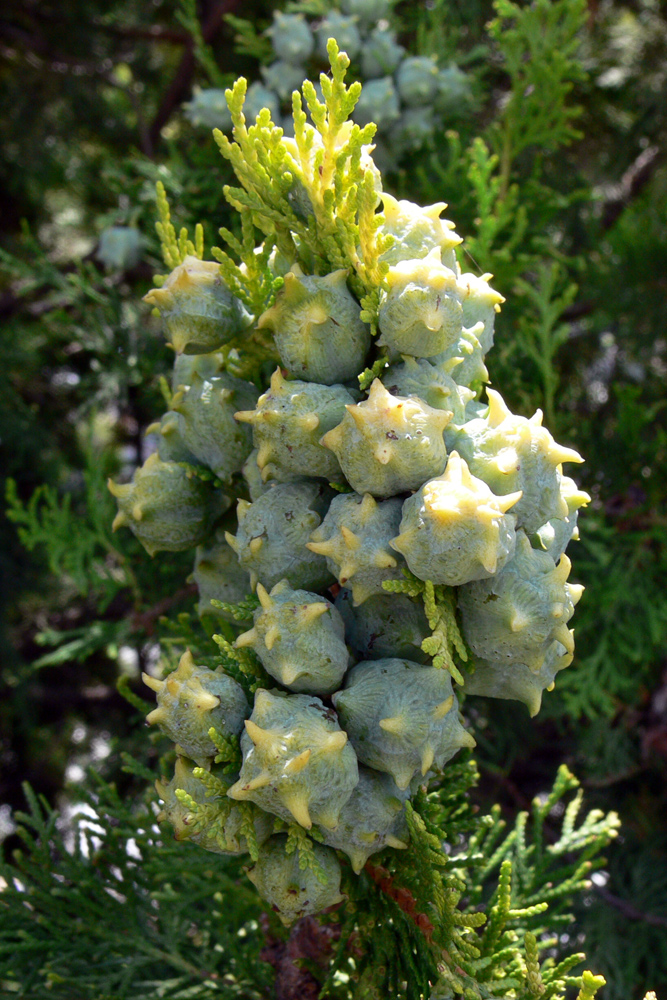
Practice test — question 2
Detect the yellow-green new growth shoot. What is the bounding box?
[154,180,204,274]
[212,40,392,331]
[383,570,469,684]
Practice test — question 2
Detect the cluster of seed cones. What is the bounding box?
[109,121,587,923]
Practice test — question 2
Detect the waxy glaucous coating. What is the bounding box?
[143,650,248,764]
[147,410,198,466]
[307,492,405,605]
[267,12,314,63]
[234,368,354,484]
[225,480,333,592]
[132,64,590,924]
[389,107,436,155]
[192,532,250,625]
[170,372,258,483]
[228,689,359,830]
[171,349,224,393]
[97,226,141,271]
[384,355,475,423]
[335,589,430,664]
[377,249,466,358]
[354,77,401,129]
[144,256,249,355]
[361,26,405,78]
[315,13,361,61]
[333,658,475,790]
[447,389,585,533]
[458,272,504,354]
[434,65,474,115]
[535,475,590,559]
[183,88,233,131]
[390,452,521,586]
[432,325,489,392]
[241,448,274,501]
[246,835,344,926]
[320,379,451,498]
[235,580,349,694]
[320,766,409,873]
[379,195,462,269]
[457,530,583,672]
[462,639,574,718]
[225,6,472,167]
[396,56,440,107]
[261,61,308,103]
[340,0,392,22]
[108,453,228,557]
[257,267,371,384]
[155,757,228,852]
[244,82,281,124]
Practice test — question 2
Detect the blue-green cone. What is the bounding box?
[246,834,344,925]
[143,650,248,765]
[333,658,475,790]
[319,766,409,873]
[109,453,229,556]
[228,688,359,830]
[235,580,349,694]
[171,371,258,483]
[225,481,335,592]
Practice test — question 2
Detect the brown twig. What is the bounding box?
[147,0,242,156]
[130,582,198,636]
[595,884,667,928]
[600,145,663,233]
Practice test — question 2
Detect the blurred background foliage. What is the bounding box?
[1,0,666,997]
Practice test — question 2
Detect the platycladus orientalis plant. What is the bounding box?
[109,41,620,1000]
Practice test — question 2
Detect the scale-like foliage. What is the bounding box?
[0,776,272,999]
[314,763,618,1000]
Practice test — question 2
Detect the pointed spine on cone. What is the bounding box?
[144,255,250,354]
[377,247,467,358]
[229,688,358,829]
[154,756,272,854]
[390,451,520,586]
[245,835,344,925]
[142,649,248,764]
[379,193,462,269]
[333,658,474,790]
[320,380,451,497]
[448,388,585,533]
[319,766,410,873]
[458,530,583,679]
[233,579,348,693]
[234,369,354,483]
[108,453,229,556]
[308,492,406,604]
[224,481,334,592]
[256,266,370,384]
